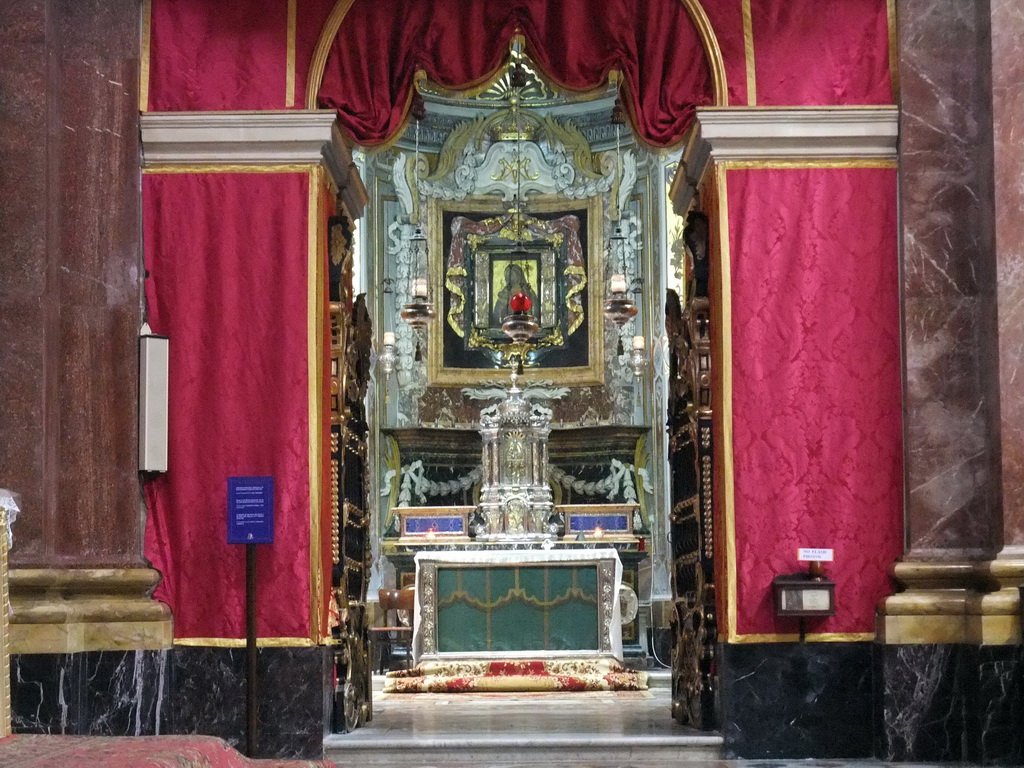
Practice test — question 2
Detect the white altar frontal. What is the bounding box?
[412,548,623,663]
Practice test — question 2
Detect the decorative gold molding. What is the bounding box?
[741,0,757,106]
[139,0,153,112]
[729,632,876,644]
[714,166,738,643]
[886,0,899,103]
[683,0,728,107]
[9,568,173,654]
[143,163,321,175]
[304,0,356,110]
[878,559,1024,645]
[718,158,897,171]
[286,0,298,108]
[308,165,327,644]
[425,194,605,387]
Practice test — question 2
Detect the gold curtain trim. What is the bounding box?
[445,266,468,338]
[741,0,757,106]
[714,166,739,642]
[308,165,327,644]
[305,0,357,110]
[564,264,587,336]
[683,0,728,106]
[718,158,897,171]
[886,0,899,103]
[729,632,876,644]
[438,586,598,612]
[143,163,321,175]
[286,0,298,107]
[139,0,153,112]
[174,637,319,648]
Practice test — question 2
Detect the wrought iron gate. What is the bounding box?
[328,212,374,731]
[667,211,718,729]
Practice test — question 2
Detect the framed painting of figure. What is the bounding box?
[427,195,604,386]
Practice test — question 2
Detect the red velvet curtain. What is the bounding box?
[146,0,895,119]
[143,172,315,640]
[147,0,337,111]
[726,167,902,636]
[316,0,714,147]
[750,0,893,105]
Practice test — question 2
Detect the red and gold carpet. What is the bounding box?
[0,734,336,768]
[383,658,648,693]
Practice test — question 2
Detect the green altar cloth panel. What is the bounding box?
[436,564,599,653]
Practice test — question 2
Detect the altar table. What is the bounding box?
[412,548,623,663]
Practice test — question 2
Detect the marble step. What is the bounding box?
[324,733,724,767]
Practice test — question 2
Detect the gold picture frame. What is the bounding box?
[427,194,605,386]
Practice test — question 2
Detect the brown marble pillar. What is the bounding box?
[0,0,144,569]
[898,0,1001,560]
[882,0,1024,647]
[0,1,170,652]
[991,0,1024,554]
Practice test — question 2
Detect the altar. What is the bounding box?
[412,548,623,663]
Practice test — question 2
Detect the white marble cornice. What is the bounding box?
[690,106,899,161]
[140,111,366,216]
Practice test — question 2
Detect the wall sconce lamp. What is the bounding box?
[628,335,647,378]
[139,323,169,473]
[378,331,397,378]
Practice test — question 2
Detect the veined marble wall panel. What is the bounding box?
[9,647,332,760]
[0,0,144,567]
[991,0,1024,549]
[898,0,1001,556]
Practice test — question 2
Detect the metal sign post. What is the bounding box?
[228,476,274,758]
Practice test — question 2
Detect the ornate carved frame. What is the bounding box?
[427,194,605,386]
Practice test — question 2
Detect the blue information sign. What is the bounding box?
[228,476,274,544]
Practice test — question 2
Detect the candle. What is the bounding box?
[632,335,645,350]
[412,278,428,298]
[610,274,627,294]
[382,331,396,346]
[593,524,604,539]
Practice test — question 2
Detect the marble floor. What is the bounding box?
[324,672,987,768]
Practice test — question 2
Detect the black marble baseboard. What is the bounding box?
[720,641,874,759]
[877,644,1024,765]
[10,646,333,760]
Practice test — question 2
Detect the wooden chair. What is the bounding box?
[366,587,415,674]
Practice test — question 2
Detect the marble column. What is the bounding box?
[878,2,1024,762]
[0,0,145,569]
[898,0,1000,560]
[0,0,172,656]
[991,0,1024,554]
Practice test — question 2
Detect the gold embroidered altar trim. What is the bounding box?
[438,586,598,612]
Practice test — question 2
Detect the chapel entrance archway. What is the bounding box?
[308,4,727,733]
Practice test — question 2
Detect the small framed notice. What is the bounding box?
[798,548,834,562]
[228,476,274,544]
